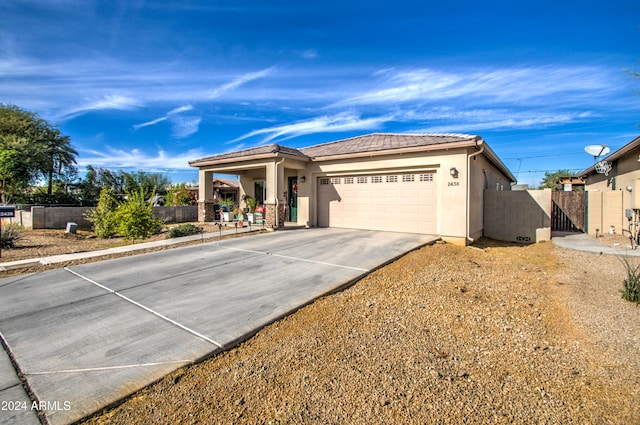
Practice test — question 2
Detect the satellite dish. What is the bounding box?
[584,144,610,157]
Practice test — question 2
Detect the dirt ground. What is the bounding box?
[2,229,639,424]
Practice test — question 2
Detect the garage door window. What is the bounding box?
[386,175,398,183]
[344,177,354,184]
[420,173,434,182]
[402,174,415,182]
[357,176,367,184]
[372,176,383,183]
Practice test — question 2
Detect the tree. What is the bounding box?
[38,127,78,195]
[0,149,30,204]
[538,169,574,190]
[0,104,78,201]
[165,183,196,205]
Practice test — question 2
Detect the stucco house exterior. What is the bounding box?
[189,133,515,245]
[579,135,640,235]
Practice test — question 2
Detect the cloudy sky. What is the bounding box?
[1,0,639,185]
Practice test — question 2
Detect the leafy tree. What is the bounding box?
[165,183,196,205]
[38,127,78,195]
[84,187,119,238]
[0,149,30,203]
[538,169,574,190]
[114,188,163,242]
[0,104,78,201]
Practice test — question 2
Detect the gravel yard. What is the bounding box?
[78,237,639,425]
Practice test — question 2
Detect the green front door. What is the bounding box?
[288,177,298,222]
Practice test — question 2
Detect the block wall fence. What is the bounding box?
[0,205,198,230]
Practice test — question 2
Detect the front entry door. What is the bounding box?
[288,177,298,222]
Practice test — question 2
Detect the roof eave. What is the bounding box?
[477,139,517,183]
[189,152,309,168]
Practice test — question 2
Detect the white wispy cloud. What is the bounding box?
[208,66,277,99]
[229,112,390,144]
[336,65,617,107]
[170,116,202,139]
[77,146,204,170]
[133,105,201,139]
[61,94,142,120]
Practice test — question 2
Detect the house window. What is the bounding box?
[402,174,415,182]
[386,175,398,183]
[372,176,383,183]
[320,178,330,185]
[420,173,434,182]
[331,177,341,184]
[357,176,367,184]
[344,177,354,184]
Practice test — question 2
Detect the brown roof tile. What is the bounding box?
[300,133,479,158]
[190,133,479,165]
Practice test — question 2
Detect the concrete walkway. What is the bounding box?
[0,228,438,425]
[0,223,265,271]
[551,231,640,256]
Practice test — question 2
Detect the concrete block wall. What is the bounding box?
[31,206,93,229]
[484,189,551,243]
[29,206,198,230]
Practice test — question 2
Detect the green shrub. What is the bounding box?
[114,188,163,242]
[0,222,22,248]
[619,255,640,303]
[84,187,119,238]
[167,223,203,238]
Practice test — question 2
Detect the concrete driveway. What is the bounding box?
[0,228,438,425]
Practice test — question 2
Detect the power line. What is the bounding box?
[503,152,583,160]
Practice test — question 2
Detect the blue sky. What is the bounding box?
[1,0,639,186]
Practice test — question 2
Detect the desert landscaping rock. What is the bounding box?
[70,238,638,425]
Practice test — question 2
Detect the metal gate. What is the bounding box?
[551,191,587,232]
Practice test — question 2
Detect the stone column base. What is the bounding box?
[198,201,215,222]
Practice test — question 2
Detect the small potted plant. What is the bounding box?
[242,195,258,223]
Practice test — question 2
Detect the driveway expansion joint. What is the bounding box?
[63,267,223,348]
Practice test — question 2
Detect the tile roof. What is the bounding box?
[190,133,479,165]
[300,133,479,158]
[189,143,309,165]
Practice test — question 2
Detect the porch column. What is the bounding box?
[265,159,285,229]
[197,169,214,222]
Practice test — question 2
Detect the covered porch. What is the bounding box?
[189,145,309,229]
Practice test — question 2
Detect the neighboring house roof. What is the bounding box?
[213,177,239,188]
[189,132,515,182]
[579,135,640,176]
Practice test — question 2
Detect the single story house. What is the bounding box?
[579,135,640,235]
[189,133,515,245]
[189,177,240,202]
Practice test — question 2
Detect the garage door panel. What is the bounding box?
[317,172,437,234]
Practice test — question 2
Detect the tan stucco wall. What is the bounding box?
[586,191,625,236]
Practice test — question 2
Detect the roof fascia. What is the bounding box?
[189,151,308,168]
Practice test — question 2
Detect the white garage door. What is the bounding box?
[317,171,437,234]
